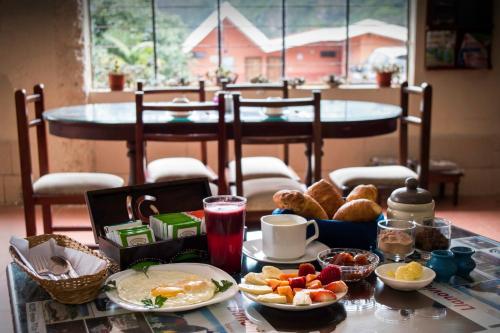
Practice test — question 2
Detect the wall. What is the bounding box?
[0,0,499,205]
[0,0,93,203]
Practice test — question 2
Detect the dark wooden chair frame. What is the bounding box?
[136,80,213,165]
[336,81,433,198]
[135,91,227,194]
[221,79,304,171]
[15,84,90,236]
[232,91,322,224]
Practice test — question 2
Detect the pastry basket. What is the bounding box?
[9,234,116,304]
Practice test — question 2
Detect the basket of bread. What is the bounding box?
[273,180,383,250]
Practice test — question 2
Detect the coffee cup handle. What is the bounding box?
[305,220,319,247]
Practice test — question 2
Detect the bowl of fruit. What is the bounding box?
[317,248,379,282]
[238,264,348,311]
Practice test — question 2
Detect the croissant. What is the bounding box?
[346,184,378,203]
[333,199,382,222]
[273,190,328,220]
[306,179,344,218]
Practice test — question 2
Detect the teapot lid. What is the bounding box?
[390,178,433,204]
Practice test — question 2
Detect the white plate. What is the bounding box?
[241,269,347,311]
[264,107,284,116]
[105,263,238,312]
[375,263,436,291]
[243,239,329,264]
[169,111,192,118]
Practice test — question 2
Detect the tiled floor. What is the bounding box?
[1,197,499,332]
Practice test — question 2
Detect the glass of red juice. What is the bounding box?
[203,195,246,274]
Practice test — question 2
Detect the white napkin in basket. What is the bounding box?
[10,236,107,280]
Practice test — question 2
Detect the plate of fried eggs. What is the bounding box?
[104,263,238,312]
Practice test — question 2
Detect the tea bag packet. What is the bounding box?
[116,225,155,247]
[104,220,143,244]
[150,210,203,240]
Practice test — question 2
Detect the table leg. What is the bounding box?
[127,140,136,185]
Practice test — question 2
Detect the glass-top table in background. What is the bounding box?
[7,227,500,333]
[43,100,401,185]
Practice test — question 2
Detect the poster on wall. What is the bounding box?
[425,30,456,68]
[458,33,492,69]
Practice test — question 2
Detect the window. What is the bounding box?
[89,0,408,88]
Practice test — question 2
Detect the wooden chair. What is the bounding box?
[136,80,213,165]
[135,91,227,195]
[329,82,432,197]
[222,79,312,185]
[232,91,322,226]
[15,84,124,236]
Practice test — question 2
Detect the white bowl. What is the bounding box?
[374,263,435,291]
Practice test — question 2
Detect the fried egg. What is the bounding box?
[116,271,216,308]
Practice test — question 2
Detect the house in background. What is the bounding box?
[183,2,407,82]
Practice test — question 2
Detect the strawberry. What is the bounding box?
[324,280,348,293]
[298,263,316,276]
[310,290,337,303]
[317,265,342,284]
[288,276,306,289]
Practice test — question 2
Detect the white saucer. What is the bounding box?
[242,238,329,264]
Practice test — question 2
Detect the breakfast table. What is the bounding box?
[42,100,401,185]
[7,226,500,333]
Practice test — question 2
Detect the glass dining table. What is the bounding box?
[7,227,500,333]
[43,100,401,185]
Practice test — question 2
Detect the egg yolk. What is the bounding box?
[151,286,184,297]
[183,280,208,292]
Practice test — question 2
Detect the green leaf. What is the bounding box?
[101,280,116,292]
[154,295,168,308]
[141,295,168,309]
[131,261,159,278]
[141,298,154,308]
[212,279,234,294]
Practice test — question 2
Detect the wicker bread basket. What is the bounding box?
[9,234,115,304]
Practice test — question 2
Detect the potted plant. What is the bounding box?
[289,77,306,89]
[108,60,126,91]
[373,63,400,87]
[207,68,238,86]
[250,75,269,84]
[324,74,343,88]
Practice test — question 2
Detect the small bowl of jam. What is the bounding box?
[317,248,380,282]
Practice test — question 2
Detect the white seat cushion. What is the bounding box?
[33,172,124,196]
[329,165,418,188]
[228,156,300,182]
[231,177,306,212]
[147,157,216,183]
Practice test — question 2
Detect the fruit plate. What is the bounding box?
[240,270,347,311]
[105,263,238,312]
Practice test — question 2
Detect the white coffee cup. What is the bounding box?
[261,214,319,260]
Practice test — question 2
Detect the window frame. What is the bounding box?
[88,0,409,88]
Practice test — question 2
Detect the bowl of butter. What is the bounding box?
[374,262,435,291]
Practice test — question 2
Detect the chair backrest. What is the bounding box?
[135,92,227,193]
[15,84,48,195]
[232,91,322,195]
[137,80,206,102]
[222,79,289,98]
[399,81,432,189]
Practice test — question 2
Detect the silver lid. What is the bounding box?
[390,178,433,204]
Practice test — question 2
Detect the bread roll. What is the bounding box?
[346,184,378,203]
[306,179,344,218]
[273,190,328,220]
[333,199,382,222]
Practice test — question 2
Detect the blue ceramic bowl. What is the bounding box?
[272,209,384,250]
